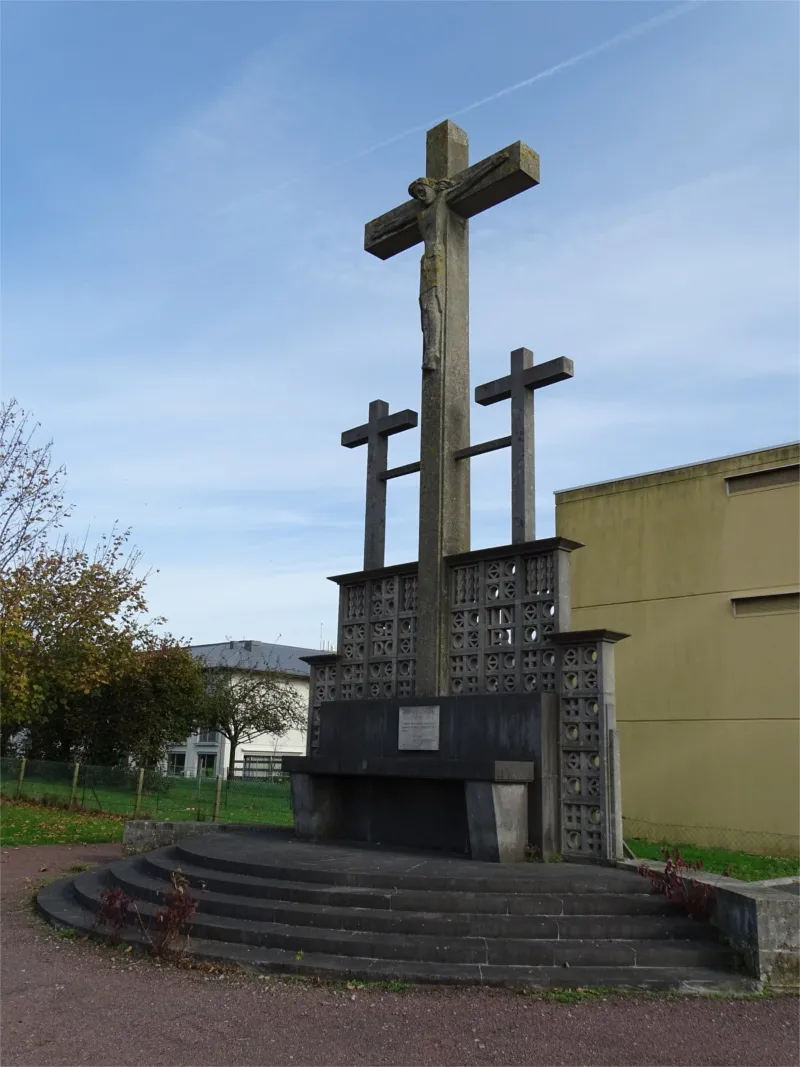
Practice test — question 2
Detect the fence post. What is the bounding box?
[69,761,80,810]
[213,774,223,823]
[15,757,27,799]
[133,767,145,819]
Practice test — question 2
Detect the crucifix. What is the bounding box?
[342,399,418,571]
[365,120,540,695]
[462,348,574,543]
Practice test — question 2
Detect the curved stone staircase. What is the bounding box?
[37,831,752,991]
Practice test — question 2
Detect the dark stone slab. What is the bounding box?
[171,834,652,893]
[288,692,559,862]
[299,652,339,667]
[551,629,629,645]
[309,693,545,762]
[444,536,583,566]
[284,757,534,782]
[327,560,418,585]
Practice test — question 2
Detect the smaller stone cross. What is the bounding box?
[465,348,574,543]
[342,400,418,570]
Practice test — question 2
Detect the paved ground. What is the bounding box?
[1,844,798,1067]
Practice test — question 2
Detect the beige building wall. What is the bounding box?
[555,444,800,856]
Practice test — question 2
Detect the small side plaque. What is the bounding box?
[398,706,440,751]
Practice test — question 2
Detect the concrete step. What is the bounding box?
[142,849,675,916]
[35,876,755,994]
[173,836,655,895]
[69,870,733,970]
[112,860,712,942]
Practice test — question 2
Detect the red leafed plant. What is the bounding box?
[95,886,133,941]
[152,869,198,957]
[638,848,729,921]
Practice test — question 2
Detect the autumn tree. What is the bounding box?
[65,639,206,768]
[0,400,200,764]
[200,647,306,778]
[0,526,190,759]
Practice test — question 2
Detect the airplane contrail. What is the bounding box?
[451,1,706,120]
[220,1,704,210]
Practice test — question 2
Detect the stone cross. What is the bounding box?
[365,121,540,695]
[470,348,574,543]
[342,399,418,571]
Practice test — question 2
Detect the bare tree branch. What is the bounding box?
[0,399,74,571]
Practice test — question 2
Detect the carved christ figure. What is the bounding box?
[408,153,508,373]
[408,177,453,372]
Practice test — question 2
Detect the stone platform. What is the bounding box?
[36,830,754,991]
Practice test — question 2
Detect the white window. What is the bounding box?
[242,754,282,780]
[197,753,217,777]
[167,752,186,776]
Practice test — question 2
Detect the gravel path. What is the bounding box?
[1,844,797,1067]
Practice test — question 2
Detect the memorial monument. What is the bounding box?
[36,119,753,993]
[284,120,627,864]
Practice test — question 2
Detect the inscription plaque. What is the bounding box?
[398,706,440,751]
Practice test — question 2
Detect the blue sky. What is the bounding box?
[3,1,798,649]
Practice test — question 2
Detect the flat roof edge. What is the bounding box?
[555,442,800,500]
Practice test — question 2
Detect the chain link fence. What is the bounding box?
[0,757,293,826]
[2,758,796,856]
[623,815,799,859]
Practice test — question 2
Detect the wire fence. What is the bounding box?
[2,758,797,856]
[0,757,293,826]
[622,816,799,859]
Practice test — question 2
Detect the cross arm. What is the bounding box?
[380,460,421,481]
[475,357,574,406]
[444,141,540,222]
[379,408,418,437]
[341,407,418,447]
[364,200,420,262]
[453,435,512,461]
[364,141,540,261]
[341,424,370,448]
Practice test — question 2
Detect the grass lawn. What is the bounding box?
[627,837,800,882]
[0,799,125,846]
[1,774,293,826]
[4,771,795,882]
